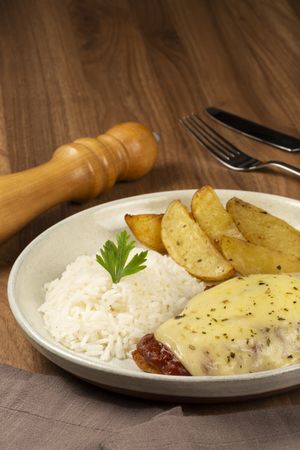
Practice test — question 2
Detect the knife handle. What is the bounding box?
[0,122,158,243]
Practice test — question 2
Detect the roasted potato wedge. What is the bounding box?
[191,186,244,249]
[161,200,235,281]
[227,197,300,258]
[125,213,165,253]
[221,236,300,275]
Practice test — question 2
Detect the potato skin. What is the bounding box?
[161,200,234,281]
[192,186,243,249]
[227,197,300,258]
[125,213,165,253]
[221,235,300,275]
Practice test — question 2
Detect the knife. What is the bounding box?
[207,107,300,152]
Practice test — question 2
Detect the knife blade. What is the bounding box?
[207,107,300,152]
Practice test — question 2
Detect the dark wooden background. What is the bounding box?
[0,0,300,409]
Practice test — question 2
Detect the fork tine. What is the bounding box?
[181,115,261,170]
[181,115,239,161]
[189,115,241,157]
[181,114,264,171]
[183,117,231,160]
[180,117,232,163]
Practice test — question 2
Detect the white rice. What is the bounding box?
[39,249,203,362]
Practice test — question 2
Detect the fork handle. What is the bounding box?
[266,160,300,177]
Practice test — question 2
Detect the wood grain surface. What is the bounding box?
[0,0,300,409]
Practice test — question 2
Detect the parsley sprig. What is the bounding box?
[96,231,148,283]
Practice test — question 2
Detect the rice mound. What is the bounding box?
[39,249,203,361]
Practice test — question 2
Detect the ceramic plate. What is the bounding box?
[7,190,300,401]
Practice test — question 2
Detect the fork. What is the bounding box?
[180,114,300,177]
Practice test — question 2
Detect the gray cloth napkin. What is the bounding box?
[0,364,299,450]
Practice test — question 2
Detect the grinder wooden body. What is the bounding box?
[0,122,158,243]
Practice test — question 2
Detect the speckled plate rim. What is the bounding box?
[7,189,300,398]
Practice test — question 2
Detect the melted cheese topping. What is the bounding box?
[154,274,300,376]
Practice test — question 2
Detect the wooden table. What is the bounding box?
[0,0,299,410]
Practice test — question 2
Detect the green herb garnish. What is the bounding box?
[96,231,148,283]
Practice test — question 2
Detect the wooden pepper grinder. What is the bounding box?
[0,122,158,243]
